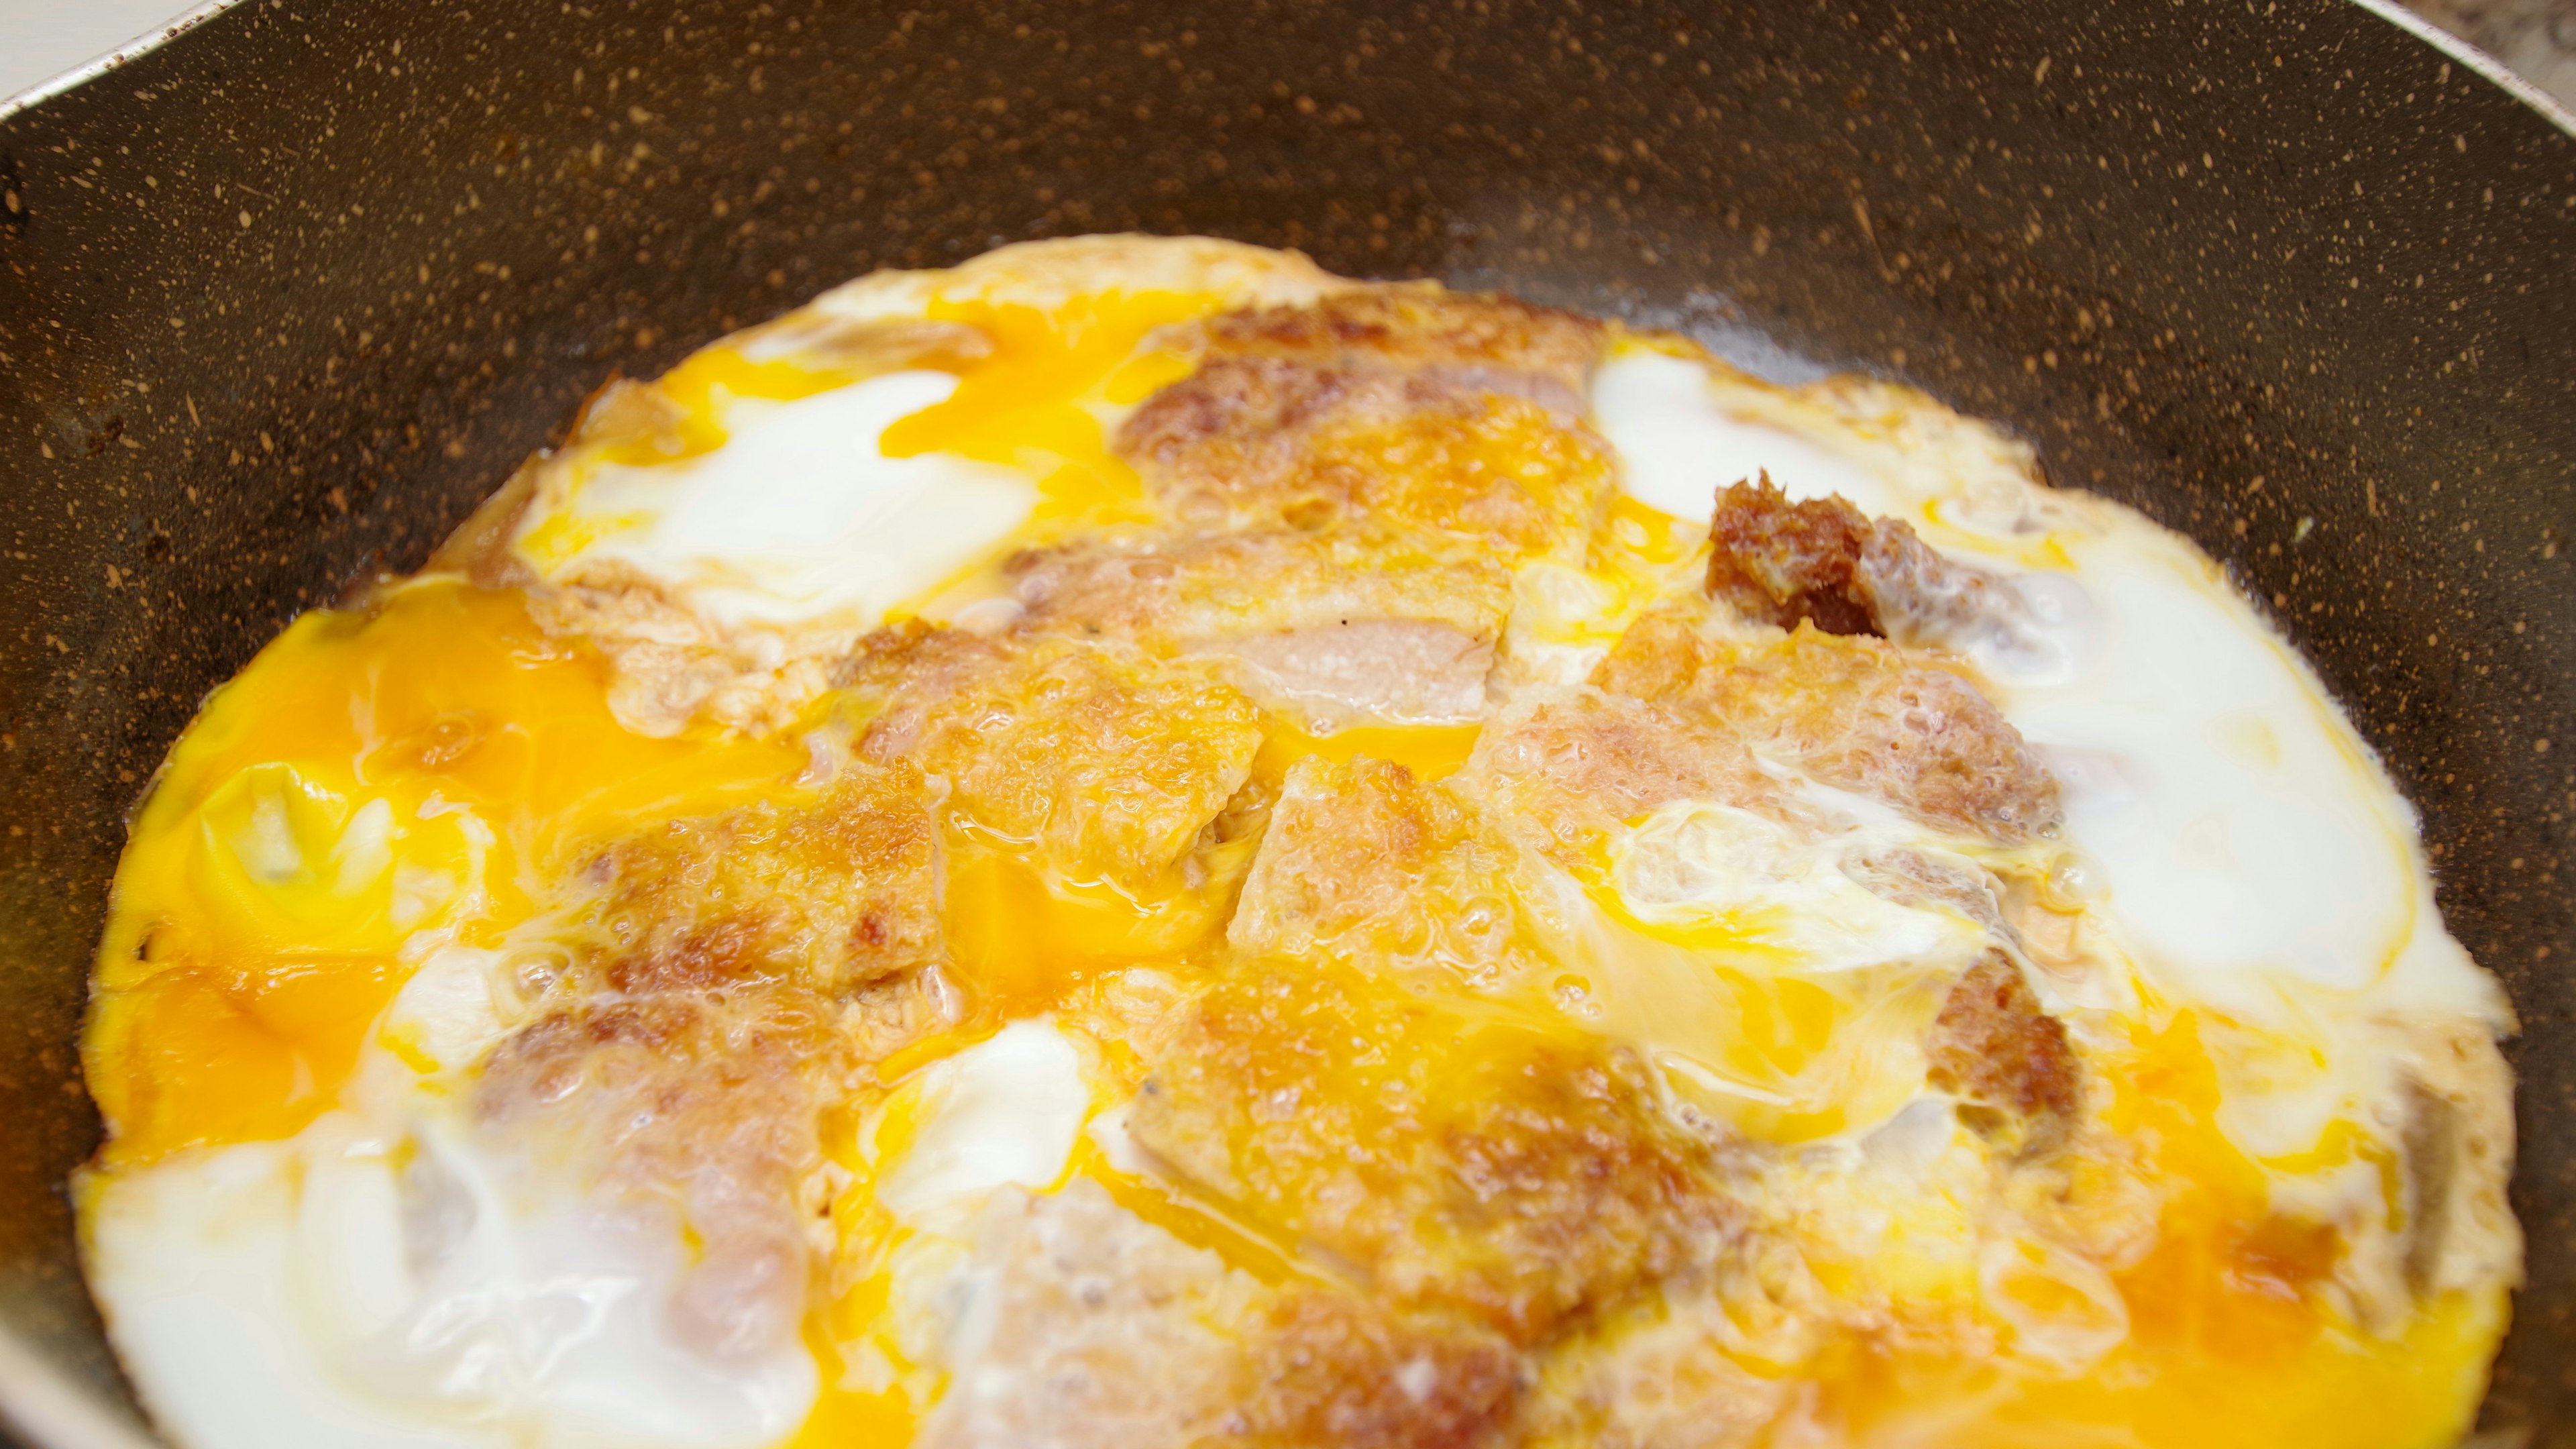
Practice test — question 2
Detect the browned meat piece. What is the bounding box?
[915,1181,1252,1449]
[566,759,938,997]
[918,1183,1520,1449]
[1703,478,2021,648]
[1114,288,1616,558]
[845,624,1264,894]
[1227,755,1525,974]
[1236,1291,1521,1449]
[1596,610,2061,843]
[1130,965,1738,1345]
[1203,287,1607,417]
[1466,691,1782,869]
[474,984,839,1361]
[1523,1285,1804,1449]
[1009,525,1509,724]
[1923,951,2078,1152]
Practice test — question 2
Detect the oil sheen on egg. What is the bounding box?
[78,239,2512,1449]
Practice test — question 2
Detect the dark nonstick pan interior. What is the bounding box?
[1,0,2571,1442]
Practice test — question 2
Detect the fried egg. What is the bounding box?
[79,236,2516,1449]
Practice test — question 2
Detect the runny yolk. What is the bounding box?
[84,579,808,1166]
[881,290,1220,534]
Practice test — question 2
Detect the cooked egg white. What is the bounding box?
[520,370,1041,632]
[78,241,2513,1449]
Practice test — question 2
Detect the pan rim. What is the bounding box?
[1,0,2570,134]
[0,0,244,126]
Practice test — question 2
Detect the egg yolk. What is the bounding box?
[80,280,2506,1449]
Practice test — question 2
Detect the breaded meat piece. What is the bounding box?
[1010,525,1509,724]
[1203,287,1606,417]
[1466,691,1784,869]
[1238,1291,1521,1449]
[1130,966,1739,1344]
[919,1182,1520,1449]
[1116,291,1615,559]
[847,624,1264,894]
[474,983,840,1362]
[562,759,939,997]
[1923,951,2080,1154]
[917,1181,1254,1449]
[1227,755,1525,975]
[1597,609,2061,844]
[1704,478,2026,649]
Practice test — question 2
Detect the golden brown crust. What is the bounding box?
[570,760,940,998]
[1467,692,1779,869]
[849,625,1264,894]
[1234,1292,1522,1449]
[920,1183,1521,1449]
[1130,966,1737,1345]
[1923,951,2079,1152]
[1597,610,2061,843]
[1009,525,1509,724]
[1114,289,1615,558]
[1203,288,1606,417]
[1704,477,1884,637]
[1226,756,1525,973]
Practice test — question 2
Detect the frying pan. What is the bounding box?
[0,0,2569,1442]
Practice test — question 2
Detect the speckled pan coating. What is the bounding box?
[0,0,2569,1441]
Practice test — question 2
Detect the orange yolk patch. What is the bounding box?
[881,291,1224,533]
[85,579,807,1165]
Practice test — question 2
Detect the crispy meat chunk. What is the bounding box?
[1010,525,1509,724]
[1468,691,1780,869]
[1202,288,1607,417]
[1238,1291,1521,1449]
[569,759,938,996]
[1130,967,1737,1344]
[1923,951,2078,1152]
[917,1182,1252,1449]
[1118,358,1615,557]
[918,1183,1520,1449]
[1597,610,2061,843]
[849,625,1263,893]
[1114,288,1615,557]
[1228,756,1523,974]
[1705,478,2023,648]
[475,985,839,1360]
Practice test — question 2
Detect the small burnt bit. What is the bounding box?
[1703,476,2023,649]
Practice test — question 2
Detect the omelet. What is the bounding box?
[76,235,2518,1449]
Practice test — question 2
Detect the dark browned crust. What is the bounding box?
[1924,951,2078,1152]
[1704,478,2020,649]
[1705,476,1884,636]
